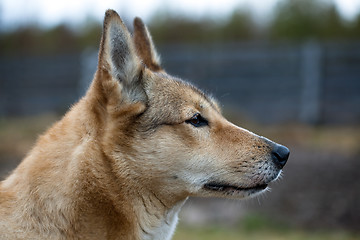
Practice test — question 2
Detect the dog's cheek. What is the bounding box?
[169,124,202,148]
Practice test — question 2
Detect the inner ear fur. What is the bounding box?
[133,17,162,72]
[98,10,146,103]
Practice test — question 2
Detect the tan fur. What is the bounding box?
[0,10,288,240]
[133,17,162,72]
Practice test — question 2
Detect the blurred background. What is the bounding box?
[0,0,359,239]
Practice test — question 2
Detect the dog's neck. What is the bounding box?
[72,158,188,240]
[136,194,187,240]
[70,141,188,240]
[1,98,188,239]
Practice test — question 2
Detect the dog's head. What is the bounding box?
[92,10,289,202]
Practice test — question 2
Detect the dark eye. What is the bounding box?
[185,113,208,127]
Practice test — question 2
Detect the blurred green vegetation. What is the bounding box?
[173,214,360,240]
[269,0,360,41]
[0,22,102,56]
[1,0,360,56]
[149,8,255,44]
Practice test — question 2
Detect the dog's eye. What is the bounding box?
[185,113,208,127]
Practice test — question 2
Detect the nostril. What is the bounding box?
[271,145,290,169]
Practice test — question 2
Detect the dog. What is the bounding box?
[0,9,289,240]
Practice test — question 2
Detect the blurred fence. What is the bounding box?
[0,54,81,115]
[0,42,359,124]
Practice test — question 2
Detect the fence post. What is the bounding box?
[299,41,323,124]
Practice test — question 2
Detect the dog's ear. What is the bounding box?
[133,17,162,72]
[98,10,146,103]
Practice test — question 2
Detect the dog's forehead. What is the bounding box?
[150,71,221,113]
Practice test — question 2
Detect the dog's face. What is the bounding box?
[131,71,288,200]
[96,11,289,202]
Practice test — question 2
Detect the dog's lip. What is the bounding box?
[203,182,268,192]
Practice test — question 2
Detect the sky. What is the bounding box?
[1,0,360,30]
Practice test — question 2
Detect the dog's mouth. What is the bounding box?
[203,182,268,193]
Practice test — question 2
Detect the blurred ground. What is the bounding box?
[174,221,360,240]
[0,114,359,237]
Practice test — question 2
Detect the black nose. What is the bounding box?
[271,144,290,169]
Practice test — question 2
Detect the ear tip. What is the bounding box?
[105,9,118,18]
[104,9,122,24]
[134,17,145,28]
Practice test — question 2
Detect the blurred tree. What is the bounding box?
[1,1,360,56]
[319,5,347,39]
[269,0,348,41]
[0,23,102,56]
[0,26,40,55]
[41,25,77,53]
[349,14,360,39]
[149,12,217,44]
[0,25,77,56]
[149,9,255,43]
[77,17,102,49]
[220,9,255,41]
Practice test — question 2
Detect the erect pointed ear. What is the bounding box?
[133,17,162,72]
[98,10,146,103]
